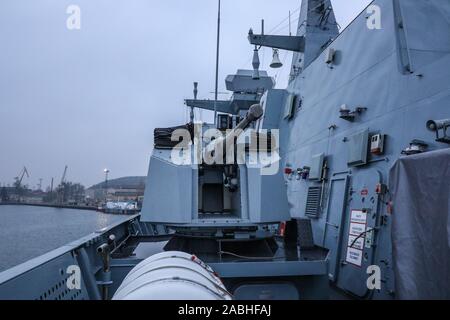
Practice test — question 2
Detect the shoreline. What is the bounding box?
[0,202,98,211]
[0,202,140,215]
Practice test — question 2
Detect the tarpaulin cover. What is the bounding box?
[389,148,450,299]
[154,123,193,149]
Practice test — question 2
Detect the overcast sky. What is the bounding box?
[0,0,372,188]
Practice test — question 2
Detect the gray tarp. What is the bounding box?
[389,148,450,299]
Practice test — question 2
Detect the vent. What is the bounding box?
[37,276,83,300]
[305,186,322,218]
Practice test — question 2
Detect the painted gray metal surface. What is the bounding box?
[275,0,450,299]
[0,0,449,300]
[141,149,196,224]
[209,260,327,278]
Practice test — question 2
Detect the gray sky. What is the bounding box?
[0,0,371,188]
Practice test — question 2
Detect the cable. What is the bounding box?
[269,16,301,36]
[219,250,286,261]
[349,227,374,249]
[266,6,301,35]
[308,0,327,13]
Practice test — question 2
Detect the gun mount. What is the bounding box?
[141,97,288,238]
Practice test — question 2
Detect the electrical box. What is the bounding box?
[325,48,336,64]
[347,129,369,167]
[309,153,325,180]
[370,134,385,155]
[283,94,296,120]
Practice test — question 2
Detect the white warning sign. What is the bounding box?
[345,209,368,267]
[346,247,363,267]
[351,210,367,224]
[348,235,364,250]
[349,222,366,236]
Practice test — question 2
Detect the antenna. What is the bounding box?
[289,10,292,36]
[191,82,198,122]
[213,0,221,126]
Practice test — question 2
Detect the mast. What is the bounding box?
[290,0,338,77]
[214,0,221,126]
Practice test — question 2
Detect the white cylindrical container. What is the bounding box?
[113,251,232,300]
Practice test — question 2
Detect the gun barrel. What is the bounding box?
[204,104,264,162]
[234,104,264,132]
[223,104,263,144]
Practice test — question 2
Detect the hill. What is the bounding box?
[88,176,146,190]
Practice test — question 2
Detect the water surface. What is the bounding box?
[0,205,129,272]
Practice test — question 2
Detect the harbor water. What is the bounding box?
[0,205,130,272]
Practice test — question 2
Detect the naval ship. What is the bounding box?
[1,0,449,300]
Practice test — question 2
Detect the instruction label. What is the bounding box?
[346,247,363,267]
[345,210,368,267]
[348,235,364,250]
[349,222,366,236]
[351,210,367,224]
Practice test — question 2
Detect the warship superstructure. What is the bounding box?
[1,0,450,300]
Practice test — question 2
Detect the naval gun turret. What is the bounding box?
[141,71,289,259]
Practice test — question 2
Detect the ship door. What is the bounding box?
[322,175,350,282]
[335,170,382,297]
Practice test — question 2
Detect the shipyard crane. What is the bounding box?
[14,166,29,202]
[14,167,29,187]
[60,166,68,185]
[57,165,68,204]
